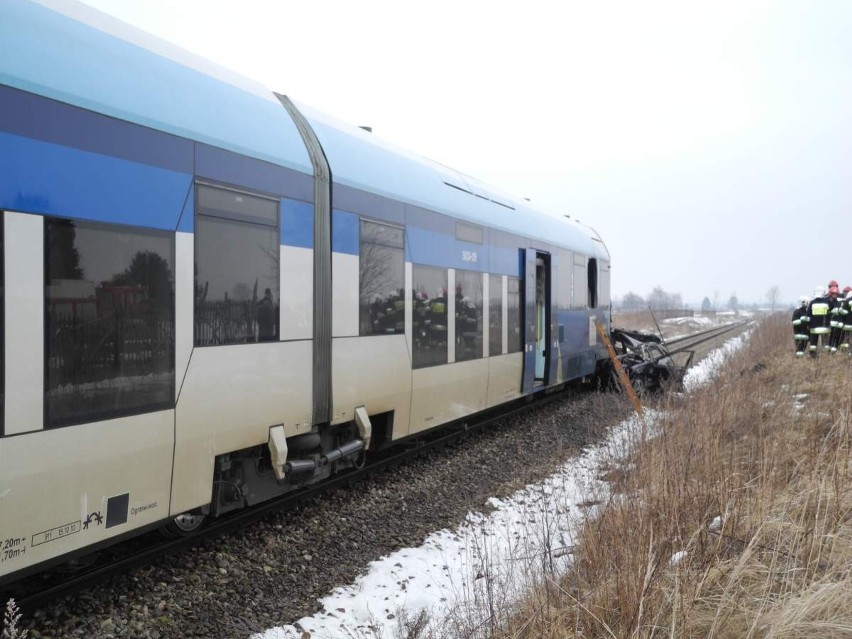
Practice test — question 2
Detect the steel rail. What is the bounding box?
[665,320,750,353]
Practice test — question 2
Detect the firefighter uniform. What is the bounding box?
[808,287,833,356]
[828,280,844,352]
[843,290,852,352]
[792,296,810,357]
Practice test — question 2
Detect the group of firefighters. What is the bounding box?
[791,280,852,357]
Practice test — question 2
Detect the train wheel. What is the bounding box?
[161,510,206,538]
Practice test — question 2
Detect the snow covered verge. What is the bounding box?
[682,327,753,393]
[253,332,753,639]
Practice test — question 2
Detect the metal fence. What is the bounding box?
[47,310,173,386]
[195,299,278,345]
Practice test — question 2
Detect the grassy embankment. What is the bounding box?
[502,314,852,638]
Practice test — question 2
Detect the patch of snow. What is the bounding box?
[669,550,688,566]
[485,497,504,509]
[253,412,656,639]
[793,393,810,413]
[662,315,713,326]
[682,328,753,392]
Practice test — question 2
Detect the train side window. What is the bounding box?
[195,185,279,346]
[412,265,448,368]
[359,220,404,336]
[598,260,611,307]
[45,218,175,427]
[455,269,483,362]
[507,276,522,353]
[588,258,598,308]
[488,273,502,356]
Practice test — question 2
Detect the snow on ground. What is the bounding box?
[618,310,748,339]
[662,311,749,332]
[253,415,647,639]
[682,327,753,393]
[253,332,752,639]
[662,315,714,327]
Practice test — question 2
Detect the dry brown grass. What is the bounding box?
[500,314,852,638]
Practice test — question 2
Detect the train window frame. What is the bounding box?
[454,269,483,362]
[507,276,522,354]
[488,273,503,357]
[44,217,176,428]
[359,219,405,337]
[588,258,598,308]
[412,264,449,369]
[194,183,280,347]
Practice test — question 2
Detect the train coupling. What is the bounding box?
[268,423,368,480]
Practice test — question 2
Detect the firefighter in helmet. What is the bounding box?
[791,295,810,357]
[828,280,843,352]
[842,288,852,352]
[808,285,831,357]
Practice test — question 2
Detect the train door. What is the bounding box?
[522,249,551,393]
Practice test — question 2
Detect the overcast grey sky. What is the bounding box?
[79,0,852,306]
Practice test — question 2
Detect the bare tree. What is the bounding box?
[766,285,781,312]
[647,286,683,310]
[647,286,669,310]
[620,291,645,310]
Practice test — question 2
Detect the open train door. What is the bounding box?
[522,248,551,394]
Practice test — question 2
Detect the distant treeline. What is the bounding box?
[616,286,752,311]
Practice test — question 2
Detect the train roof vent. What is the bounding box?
[443,182,516,210]
[443,181,473,195]
[489,198,515,210]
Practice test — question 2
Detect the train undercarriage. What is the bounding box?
[166,411,392,534]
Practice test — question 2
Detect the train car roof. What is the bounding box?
[0,0,313,176]
[299,101,609,260]
[1,0,609,261]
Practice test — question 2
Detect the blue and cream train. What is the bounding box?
[0,0,611,584]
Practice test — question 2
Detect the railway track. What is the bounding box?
[664,320,751,354]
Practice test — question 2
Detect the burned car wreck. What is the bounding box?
[607,328,695,395]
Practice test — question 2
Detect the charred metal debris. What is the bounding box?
[605,328,695,396]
